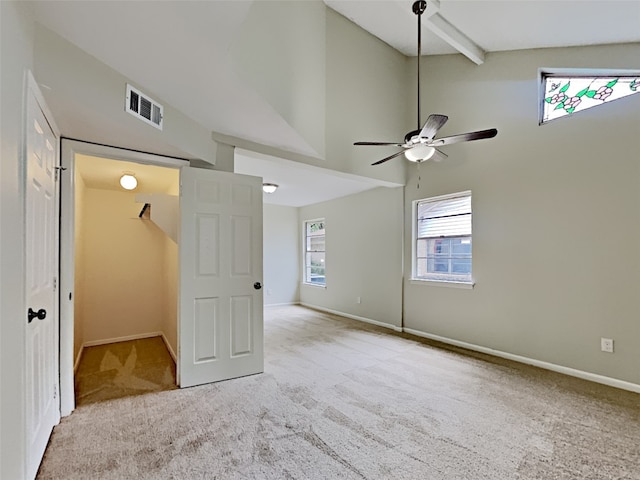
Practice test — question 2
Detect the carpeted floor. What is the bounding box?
[39,305,639,479]
[75,337,176,406]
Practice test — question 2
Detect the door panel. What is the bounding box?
[230,296,252,356]
[179,166,263,387]
[231,216,252,275]
[196,215,220,276]
[194,297,219,362]
[25,86,60,480]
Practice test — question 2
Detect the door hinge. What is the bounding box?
[54,166,67,181]
[53,277,57,291]
[53,384,57,400]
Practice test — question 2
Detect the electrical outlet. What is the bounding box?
[356,296,361,304]
[601,338,614,353]
[266,289,272,296]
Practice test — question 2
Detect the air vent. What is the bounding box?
[125,84,163,130]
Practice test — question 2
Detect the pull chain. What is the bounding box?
[416,161,421,189]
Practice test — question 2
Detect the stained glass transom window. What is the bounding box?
[540,71,639,124]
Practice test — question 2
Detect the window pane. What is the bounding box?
[542,74,640,124]
[451,258,471,274]
[308,236,325,252]
[431,238,450,255]
[306,252,325,285]
[451,238,472,255]
[415,232,472,281]
[307,221,325,236]
[305,219,326,286]
[309,252,325,268]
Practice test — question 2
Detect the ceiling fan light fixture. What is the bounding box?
[262,183,278,194]
[119,173,137,190]
[405,145,435,162]
[354,1,496,167]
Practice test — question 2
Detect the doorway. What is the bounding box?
[72,154,180,405]
[59,140,265,416]
[59,141,189,414]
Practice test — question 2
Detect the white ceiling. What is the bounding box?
[27,1,640,206]
[75,151,386,208]
[234,150,396,207]
[326,1,640,62]
[75,155,179,195]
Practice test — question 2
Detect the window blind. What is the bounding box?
[417,194,471,238]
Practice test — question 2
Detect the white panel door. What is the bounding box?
[25,84,60,479]
[179,166,263,387]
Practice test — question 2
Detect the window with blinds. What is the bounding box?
[304,219,325,286]
[414,191,472,283]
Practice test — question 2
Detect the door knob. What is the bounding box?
[253,282,262,290]
[28,308,47,323]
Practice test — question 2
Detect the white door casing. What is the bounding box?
[25,74,60,480]
[58,141,188,416]
[179,166,264,387]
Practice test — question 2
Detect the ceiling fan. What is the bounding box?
[354,0,497,166]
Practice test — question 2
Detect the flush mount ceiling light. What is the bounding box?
[262,183,278,194]
[119,173,138,190]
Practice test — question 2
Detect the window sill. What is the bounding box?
[410,279,474,289]
[302,282,326,289]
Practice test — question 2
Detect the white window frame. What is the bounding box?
[411,191,474,289]
[303,218,326,287]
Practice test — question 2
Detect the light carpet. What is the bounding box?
[75,337,176,406]
[38,305,640,479]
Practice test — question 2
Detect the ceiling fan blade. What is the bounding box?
[354,141,404,146]
[430,128,498,147]
[371,150,407,166]
[419,114,448,140]
[432,148,448,162]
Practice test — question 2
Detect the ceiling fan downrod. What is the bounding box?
[413,0,427,131]
[352,0,497,167]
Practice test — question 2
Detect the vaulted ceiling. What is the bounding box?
[26,1,640,206]
[326,1,640,63]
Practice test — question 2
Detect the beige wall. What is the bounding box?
[404,44,640,385]
[232,1,326,159]
[325,7,407,185]
[299,187,404,329]
[161,233,178,356]
[263,204,300,306]
[33,25,217,165]
[218,4,407,187]
[75,187,176,346]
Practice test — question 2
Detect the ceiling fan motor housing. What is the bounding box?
[412,1,427,16]
[404,129,422,144]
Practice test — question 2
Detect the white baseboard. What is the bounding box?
[82,331,164,348]
[265,302,301,307]
[75,331,176,369]
[160,332,177,363]
[300,302,403,332]
[403,328,640,394]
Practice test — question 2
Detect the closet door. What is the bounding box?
[178,167,263,387]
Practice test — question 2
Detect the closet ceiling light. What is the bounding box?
[120,174,137,190]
